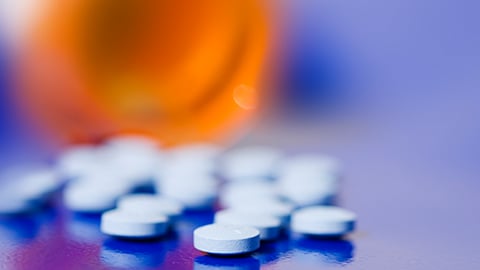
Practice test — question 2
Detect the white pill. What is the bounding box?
[223,197,293,214]
[64,175,132,212]
[98,143,164,187]
[161,144,222,177]
[0,167,60,214]
[101,209,169,238]
[18,169,61,200]
[219,181,279,208]
[194,224,260,255]
[221,146,283,180]
[56,145,103,179]
[278,173,338,207]
[277,155,340,206]
[229,200,294,226]
[64,186,120,213]
[278,154,342,179]
[117,194,184,221]
[157,175,217,210]
[291,206,356,237]
[214,209,282,240]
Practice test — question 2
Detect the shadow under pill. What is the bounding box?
[67,213,103,243]
[0,207,57,243]
[179,210,215,230]
[0,216,42,243]
[130,183,155,194]
[194,255,260,270]
[100,234,179,269]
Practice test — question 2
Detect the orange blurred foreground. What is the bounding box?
[16,0,267,146]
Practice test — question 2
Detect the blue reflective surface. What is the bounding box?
[0,195,360,270]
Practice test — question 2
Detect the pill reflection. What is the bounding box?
[67,213,103,243]
[253,235,291,265]
[194,255,260,270]
[100,234,179,269]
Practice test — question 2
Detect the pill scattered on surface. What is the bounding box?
[101,209,169,239]
[18,169,61,200]
[229,200,294,226]
[219,181,279,208]
[157,175,218,210]
[117,194,184,221]
[278,154,342,179]
[56,145,102,179]
[278,173,338,207]
[221,146,283,180]
[194,224,260,255]
[160,143,222,178]
[277,155,341,207]
[64,174,132,213]
[0,167,60,214]
[291,206,356,237]
[2,140,358,262]
[214,209,282,240]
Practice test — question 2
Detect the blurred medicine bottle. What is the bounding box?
[15,0,267,146]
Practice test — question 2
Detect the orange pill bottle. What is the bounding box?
[16,0,267,146]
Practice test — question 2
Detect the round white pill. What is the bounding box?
[291,206,356,237]
[158,175,218,210]
[161,143,222,177]
[101,209,169,238]
[194,224,260,255]
[221,146,283,180]
[56,145,102,179]
[214,209,282,240]
[277,173,338,207]
[64,175,132,213]
[219,181,278,208]
[219,193,283,209]
[18,169,61,200]
[277,155,340,207]
[229,200,294,226]
[278,154,342,177]
[0,167,60,214]
[99,144,164,187]
[117,194,184,221]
